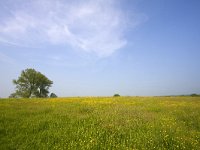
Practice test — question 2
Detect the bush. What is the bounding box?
[50,93,57,98]
[9,93,18,98]
[113,94,120,97]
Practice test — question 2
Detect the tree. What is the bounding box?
[12,68,53,98]
[50,93,57,98]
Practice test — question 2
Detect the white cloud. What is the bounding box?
[0,0,143,57]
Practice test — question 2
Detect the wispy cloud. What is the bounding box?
[0,0,144,57]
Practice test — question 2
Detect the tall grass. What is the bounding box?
[0,97,200,149]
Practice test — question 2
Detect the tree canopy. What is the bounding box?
[11,68,53,98]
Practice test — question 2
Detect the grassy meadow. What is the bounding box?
[0,96,200,150]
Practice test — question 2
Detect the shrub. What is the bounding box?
[50,93,57,98]
[113,94,120,97]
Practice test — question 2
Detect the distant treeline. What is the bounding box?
[189,93,200,97]
[162,94,200,97]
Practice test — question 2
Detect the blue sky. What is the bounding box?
[0,0,200,98]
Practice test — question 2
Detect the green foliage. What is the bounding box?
[113,93,120,97]
[50,93,57,98]
[11,68,53,98]
[1,97,200,149]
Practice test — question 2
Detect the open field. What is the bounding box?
[0,97,200,150]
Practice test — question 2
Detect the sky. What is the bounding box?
[0,0,200,98]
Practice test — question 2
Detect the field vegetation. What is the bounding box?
[0,96,200,149]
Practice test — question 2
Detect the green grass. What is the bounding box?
[0,97,200,150]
